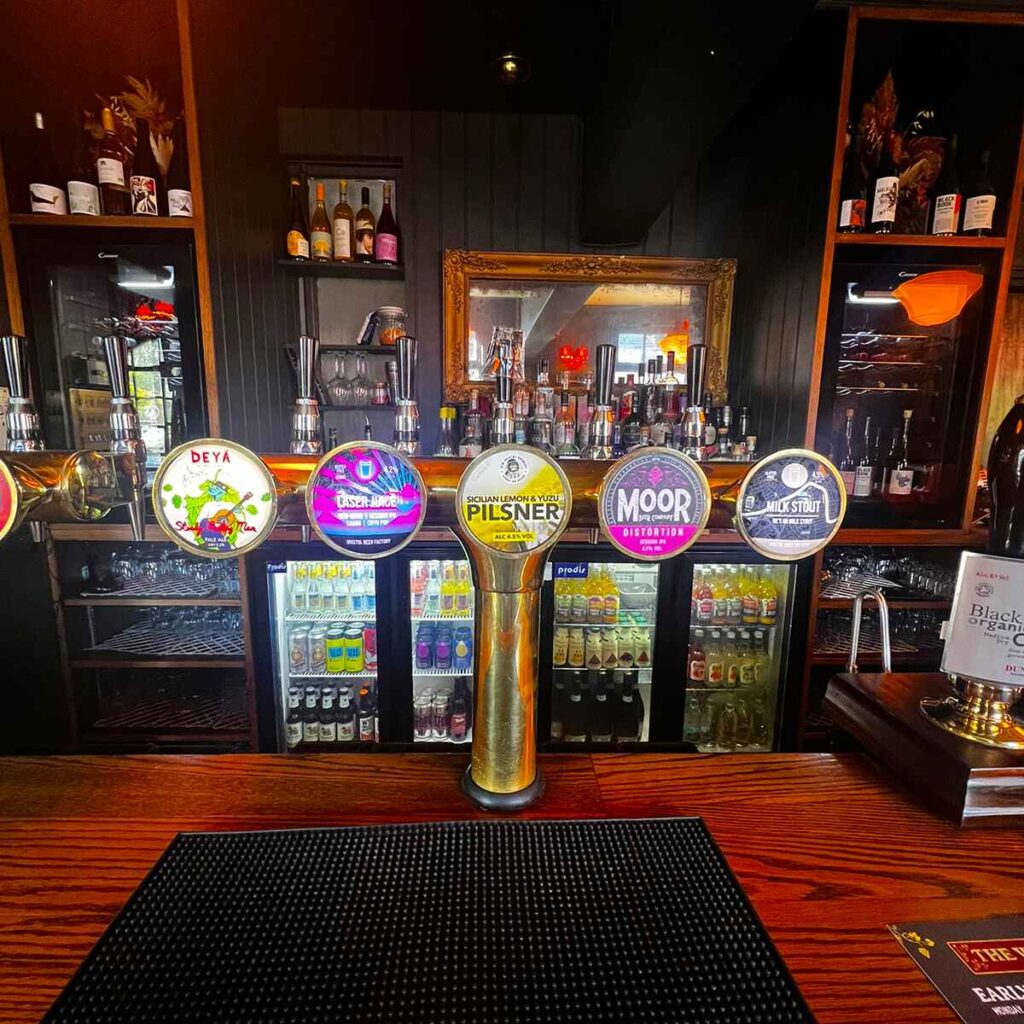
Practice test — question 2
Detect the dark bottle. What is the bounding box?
[285,687,302,751]
[838,407,856,495]
[963,150,997,236]
[67,121,100,216]
[621,368,645,451]
[357,686,376,742]
[869,134,899,234]
[27,111,67,215]
[129,118,159,216]
[837,129,867,233]
[702,391,717,451]
[563,671,588,742]
[355,186,375,262]
[987,395,1024,558]
[450,677,469,741]
[886,409,915,503]
[96,107,130,216]
[302,687,320,745]
[166,120,192,217]
[286,176,310,259]
[853,415,875,498]
[716,404,733,457]
[930,134,961,236]
[319,688,337,744]
[550,674,567,741]
[337,688,356,742]
[374,181,399,264]
[589,672,614,743]
[614,674,641,742]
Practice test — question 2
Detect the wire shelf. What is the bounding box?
[412,667,474,677]
[289,671,377,680]
[81,574,238,600]
[819,572,902,599]
[92,692,248,732]
[813,625,943,657]
[284,611,377,623]
[88,625,244,657]
[412,613,474,623]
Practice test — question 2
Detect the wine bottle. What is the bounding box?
[129,118,159,216]
[987,395,1024,558]
[869,134,899,234]
[332,179,354,262]
[67,121,100,216]
[837,129,867,233]
[853,415,874,497]
[374,181,399,265]
[963,150,997,236]
[838,408,856,494]
[28,112,67,214]
[355,186,375,263]
[886,409,915,503]
[286,176,310,260]
[929,134,961,236]
[310,181,332,262]
[96,107,130,216]
[165,121,192,217]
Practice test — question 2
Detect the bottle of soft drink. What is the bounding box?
[424,562,441,616]
[688,629,707,686]
[706,629,724,687]
[693,569,714,627]
[757,567,778,627]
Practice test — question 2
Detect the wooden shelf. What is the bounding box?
[7,213,195,230]
[278,258,405,280]
[65,596,241,608]
[79,729,251,745]
[833,232,1005,249]
[817,597,950,610]
[70,657,246,670]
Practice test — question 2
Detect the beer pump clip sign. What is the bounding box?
[598,447,711,560]
[735,448,846,561]
[0,458,19,543]
[456,446,571,556]
[153,439,278,558]
[306,441,427,559]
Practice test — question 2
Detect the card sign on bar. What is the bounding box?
[598,447,711,561]
[153,439,278,559]
[734,449,846,561]
[456,446,571,556]
[0,459,18,543]
[941,552,1024,686]
[306,441,427,559]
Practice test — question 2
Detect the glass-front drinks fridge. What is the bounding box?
[814,257,994,528]
[538,546,812,752]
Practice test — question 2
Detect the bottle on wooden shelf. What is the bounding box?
[67,120,100,216]
[869,134,898,235]
[837,128,867,233]
[165,120,192,217]
[310,181,332,262]
[886,409,915,504]
[838,407,856,495]
[987,395,1024,559]
[28,112,67,215]
[129,118,159,216]
[963,150,996,236]
[853,415,875,498]
[96,107,130,216]
[332,179,354,262]
[374,182,399,265]
[355,186,375,263]
[286,176,310,260]
[929,134,961,237]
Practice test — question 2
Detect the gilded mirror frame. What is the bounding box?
[442,250,736,403]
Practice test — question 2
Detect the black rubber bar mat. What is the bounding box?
[43,818,813,1023]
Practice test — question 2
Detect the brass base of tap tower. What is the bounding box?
[921,675,1024,750]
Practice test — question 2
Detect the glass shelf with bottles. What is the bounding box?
[285,680,379,752]
[550,668,649,744]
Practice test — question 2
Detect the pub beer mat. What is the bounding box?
[891,916,1024,1021]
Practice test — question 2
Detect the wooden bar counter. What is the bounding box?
[2,752,1022,1022]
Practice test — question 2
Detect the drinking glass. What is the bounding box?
[351,354,371,406]
[326,353,353,406]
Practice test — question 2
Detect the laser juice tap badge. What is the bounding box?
[153,439,278,558]
[0,459,19,543]
[457,446,571,556]
[306,441,427,559]
[735,448,846,561]
[598,447,711,561]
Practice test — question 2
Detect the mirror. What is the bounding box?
[443,251,735,402]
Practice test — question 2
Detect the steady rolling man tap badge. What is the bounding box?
[153,439,278,558]
[457,446,571,556]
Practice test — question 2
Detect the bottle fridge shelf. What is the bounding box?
[285,611,377,623]
[412,614,474,623]
[289,671,377,680]
[412,667,473,677]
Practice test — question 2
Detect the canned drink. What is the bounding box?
[452,627,472,672]
[567,626,586,668]
[552,626,569,667]
[343,626,364,673]
[601,628,618,669]
[308,627,328,674]
[585,627,603,670]
[325,627,346,673]
[435,631,452,671]
[363,625,378,671]
[617,627,635,669]
[288,626,310,674]
[413,692,433,738]
[432,690,451,739]
[415,632,434,670]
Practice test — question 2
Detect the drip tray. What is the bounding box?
[44,818,811,1023]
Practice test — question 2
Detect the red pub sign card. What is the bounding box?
[891,917,1024,1021]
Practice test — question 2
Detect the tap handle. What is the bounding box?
[687,344,707,407]
[1,335,31,400]
[396,335,417,402]
[595,344,615,406]
[296,335,319,401]
[102,336,131,399]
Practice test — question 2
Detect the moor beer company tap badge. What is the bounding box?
[306,442,427,558]
[153,439,278,558]
[735,449,846,560]
[457,446,571,555]
[598,447,711,560]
